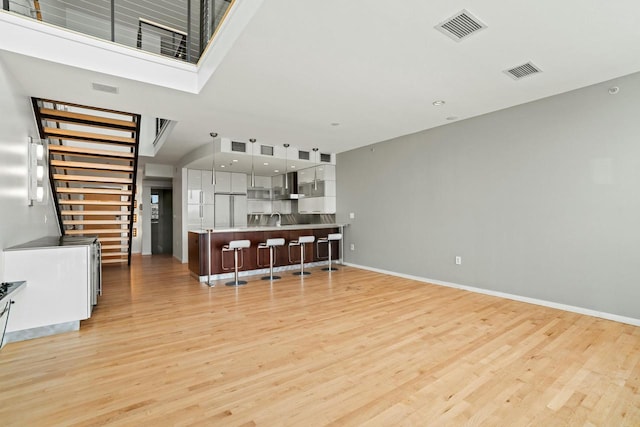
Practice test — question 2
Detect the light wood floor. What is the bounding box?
[0,255,638,426]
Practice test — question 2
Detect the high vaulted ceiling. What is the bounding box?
[2,0,640,169]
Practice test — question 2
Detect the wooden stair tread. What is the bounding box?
[98,237,130,242]
[48,144,134,159]
[57,188,132,195]
[64,220,129,225]
[58,200,130,206]
[60,210,131,216]
[53,174,132,184]
[44,127,135,145]
[50,160,134,172]
[65,229,129,235]
[101,259,128,264]
[101,252,129,257]
[40,108,136,130]
[101,244,129,250]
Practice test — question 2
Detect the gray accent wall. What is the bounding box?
[337,71,640,320]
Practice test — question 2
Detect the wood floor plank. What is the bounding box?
[0,255,638,425]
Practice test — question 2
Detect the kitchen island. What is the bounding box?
[188,224,344,281]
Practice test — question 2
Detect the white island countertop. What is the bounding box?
[189,223,346,234]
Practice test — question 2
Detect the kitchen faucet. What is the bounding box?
[270,211,281,227]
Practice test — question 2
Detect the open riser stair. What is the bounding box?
[32,98,141,266]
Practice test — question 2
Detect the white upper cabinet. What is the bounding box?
[298,197,336,214]
[232,173,247,194]
[201,171,215,204]
[215,171,247,194]
[187,169,202,205]
[315,164,336,181]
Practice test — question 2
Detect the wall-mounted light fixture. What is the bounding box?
[28,137,46,206]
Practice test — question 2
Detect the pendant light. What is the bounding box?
[312,147,319,191]
[249,138,256,188]
[209,132,217,185]
[283,143,290,190]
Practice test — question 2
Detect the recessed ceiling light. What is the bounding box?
[291,165,296,169]
[432,100,446,106]
[446,116,458,121]
[220,165,225,168]
[274,169,279,173]
[232,159,238,163]
[263,162,269,166]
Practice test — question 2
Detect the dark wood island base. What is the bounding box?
[188,225,343,281]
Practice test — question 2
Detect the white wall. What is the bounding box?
[173,167,187,262]
[0,60,59,280]
[337,71,640,321]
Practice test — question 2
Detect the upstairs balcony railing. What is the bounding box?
[2,0,234,64]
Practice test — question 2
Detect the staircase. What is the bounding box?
[32,98,141,266]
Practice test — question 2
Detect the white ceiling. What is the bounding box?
[2,0,640,174]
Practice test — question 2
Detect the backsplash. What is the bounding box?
[247,213,336,227]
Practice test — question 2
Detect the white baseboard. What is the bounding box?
[344,262,640,327]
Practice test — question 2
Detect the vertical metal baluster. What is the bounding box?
[110,0,115,42]
[186,0,192,62]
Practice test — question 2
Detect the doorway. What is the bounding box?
[150,188,173,255]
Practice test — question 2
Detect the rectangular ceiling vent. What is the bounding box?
[231,141,246,152]
[91,82,119,94]
[435,9,487,42]
[504,62,542,80]
[298,150,310,160]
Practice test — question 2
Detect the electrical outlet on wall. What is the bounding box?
[350,243,355,251]
[455,256,462,265]
[349,212,355,219]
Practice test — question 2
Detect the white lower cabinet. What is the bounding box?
[4,245,91,333]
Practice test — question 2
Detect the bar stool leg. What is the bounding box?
[261,246,281,281]
[322,241,338,271]
[226,248,247,286]
[293,243,310,276]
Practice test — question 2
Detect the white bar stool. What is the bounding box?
[289,235,315,276]
[222,239,251,286]
[317,233,342,271]
[257,238,285,281]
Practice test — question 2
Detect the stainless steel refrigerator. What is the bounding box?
[214,194,248,228]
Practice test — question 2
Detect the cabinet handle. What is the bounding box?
[200,192,203,204]
[199,205,203,218]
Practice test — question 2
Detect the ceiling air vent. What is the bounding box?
[320,153,331,163]
[91,82,119,94]
[231,141,246,152]
[260,145,274,156]
[298,150,310,160]
[435,9,487,42]
[504,62,542,80]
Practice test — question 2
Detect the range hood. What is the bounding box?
[277,172,305,199]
